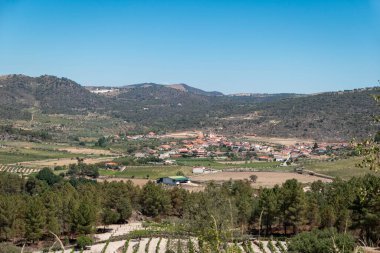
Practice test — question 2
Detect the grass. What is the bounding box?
[176,158,281,170]
[99,165,193,179]
[99,158,287,179]
[0,140,112,165]
[0,141,64,149]
[302,157,377,180]
[0,147,78,164]
[99,159,286,179]
[102,156,376,181]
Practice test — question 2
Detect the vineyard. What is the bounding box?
[56,237,287,253]
[0,165,39,175]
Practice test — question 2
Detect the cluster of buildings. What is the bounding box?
[102,132,351,186]
[124,131,350,163]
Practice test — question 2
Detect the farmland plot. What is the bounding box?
[190,171,332,187]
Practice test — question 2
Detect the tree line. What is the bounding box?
[0,170,379,250]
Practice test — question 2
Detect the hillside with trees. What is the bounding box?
[0,74,108,117]
[0,171,378,251]
[0,74,379,141]
[215,88,380,140]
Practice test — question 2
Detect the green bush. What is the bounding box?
[0,243,21,253]
[287,228,355,253]
[36,167,63,185]
[76,235,93,250]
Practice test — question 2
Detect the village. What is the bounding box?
[109,131,350,167]
[93,131,351,188]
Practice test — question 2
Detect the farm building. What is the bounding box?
[163,159,176,165]
[156,176,190,185]
[192,167,206,174]
[105,162,118,169]
[192,167,219,174]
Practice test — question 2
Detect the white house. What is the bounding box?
[192,167,206,174]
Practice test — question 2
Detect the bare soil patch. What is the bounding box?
[57,147,115,155]
[190,171,332,187]
[98,172,331,189]
[160,131,201,139]
[363,247,380,253]
[243,135,315,145]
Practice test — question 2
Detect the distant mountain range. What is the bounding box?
[0,74,379,141]
[121,83,224,96]
[86,82,301,97]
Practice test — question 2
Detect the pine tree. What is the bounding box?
[141,182,171,217]
[280,179,306,234]
[25,197,46,243]
[259,187,279,235]
[76,201,96,235]
[42,192,61,235]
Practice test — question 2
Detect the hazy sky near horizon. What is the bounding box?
[0,0,379,94]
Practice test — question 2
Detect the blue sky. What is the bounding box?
[0,0,379,94]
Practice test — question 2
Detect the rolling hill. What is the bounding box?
[0,74,379,141]
[0,74,107,118]
[215,88,380,140]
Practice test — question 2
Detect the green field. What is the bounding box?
[99,159,287,179]
[0,141,59,149]
[0,141,112,165]
[176,158,282,169]
[99,165,193,179]
[302,157,377,180]
[1,138,375,181]
[0,147,79,164]
[102,157,377,180]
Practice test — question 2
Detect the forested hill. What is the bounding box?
[215,88,380,140]
[0,74,107,118]
[122,82,224,96]
[0,74,379,141]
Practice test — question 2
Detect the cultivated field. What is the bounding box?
[0,165,39,175]
[176,158,281,170]
[190,171,332,187]
[0,146,78,164]
[57,147,116,155]
[16,156,117,168]
[302,157,377,180]
[98,171,332,189]
[0,141,117,168]
[99,165,193,179]
[31,222,287,253]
